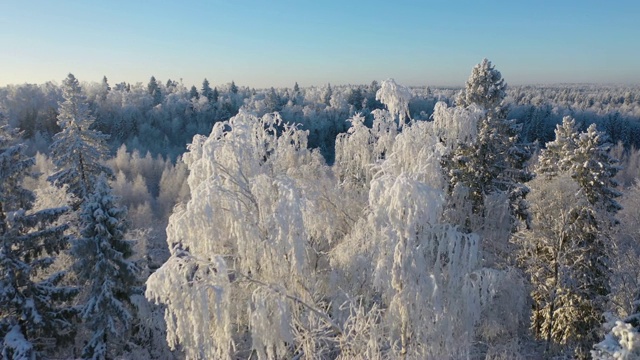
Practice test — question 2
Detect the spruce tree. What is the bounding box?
[1,126,78,358]
[229,80,238,94]
[211,87,219,103]
[323,83,332,106]
[72,175,139,359]
[201,78,213,102]
[189,85,199,100]
[147,76,162,105]
[49,74,113,204]
[536,116,579,178]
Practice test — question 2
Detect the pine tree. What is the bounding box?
[456,58,508,118]
[521,119,621,358]
[72,175,139,360]
[229,80,238,94]
[49,74,113,204]
[517,175,606,358]
[572,124,622,216]
[538,118,621,217]
[1,126,78,358]
[443,60,532,229]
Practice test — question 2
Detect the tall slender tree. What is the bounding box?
[1,126,77,359]
[521,118,621,358]
[49,74,112,204]
[443,59,532,229]
[72,175,139,359]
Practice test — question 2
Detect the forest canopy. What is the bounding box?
[2,61,640,359]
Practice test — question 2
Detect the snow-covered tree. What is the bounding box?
[456,58,508,118]
[572,124,622,216]
[519,119,621,357]
[146,103,524,358]
[516,174,607,358]
[188,85,199,100]
[1,127,77,359]
[147,76,162,106]
[331,118,525,358]
[536,116,580,178]
[49,74,113,203]
[146,110,332,359]
[72,175,139,359]
[322,83,333,106]
[201,78,213,103]
[375,78,412,126]
[538,116,621,216]
[592,318,640,360]
[443,60,532,231]
[264,87,281,113]
[229,80,238,94]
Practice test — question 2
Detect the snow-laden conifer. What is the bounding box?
[519,119,621,358]
[456,58,508,118]
[442,60,532,231]
[516,175,606,357]
[536,116,580,177]
[72,175,139,359]
[572,124,622,216]
[49,74,112,203]
[1,127,77,358]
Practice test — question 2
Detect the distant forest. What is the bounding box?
[2,60,640,359]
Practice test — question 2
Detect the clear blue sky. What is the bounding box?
[1,0,638,88]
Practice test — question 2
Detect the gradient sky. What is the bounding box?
[1,0,639,88]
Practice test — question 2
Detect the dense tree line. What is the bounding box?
[1,62,640,358]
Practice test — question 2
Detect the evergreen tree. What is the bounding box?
[522,119,621,358]
[1,126,77,358]
[536,116,579,178]
[189,85,199,100]
[201,78,213,102]
[572,124,622,216]
[264,87,281,112]
[347,87,364,111]
[517,175,606,358]
[147,76,162,105]
[72,175,139,359]
[443,60,532,228]
[323,83,332,106]
[99,76,110,102]
[49,74,113,203]
[538,117,621,217]
[211,87,219,103]
[456,58,508,118]
[229,80,238,94]
[291,82,301,105]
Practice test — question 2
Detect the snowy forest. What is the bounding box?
[2,60,640,359]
